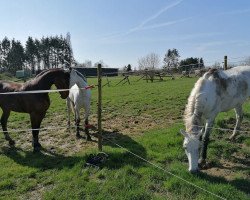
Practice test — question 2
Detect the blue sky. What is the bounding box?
[0,0,250,68]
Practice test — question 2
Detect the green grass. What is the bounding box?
[0,75,249,199]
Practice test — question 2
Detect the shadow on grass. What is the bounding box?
[197,171,250,195]
[94,130,147,169]
[0,146,85,170]
[1,129,147,170]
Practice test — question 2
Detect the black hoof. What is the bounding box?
[76,133,81,139]
[33,146,41,153]
[9,140,15,146]
[198,160,209,169]
[86,136,92,141]
[37,142,42,148]
[33,142,42,153]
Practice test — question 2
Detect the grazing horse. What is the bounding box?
[181,66,250,173]
[67,69,91,140]
[0,68,71,152]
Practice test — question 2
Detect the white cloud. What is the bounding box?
[99,0,185,40]
[134,0,184,30]
[138,17,192,31]
[215,8,250,16]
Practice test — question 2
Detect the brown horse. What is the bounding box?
[0,68,71,152]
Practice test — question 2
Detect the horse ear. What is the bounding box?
[180,129,188,137]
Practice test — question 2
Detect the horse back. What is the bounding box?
[0,81,23,92]
[201,67,250,112]
[0,81,50,113]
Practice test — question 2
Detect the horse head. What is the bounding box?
[180,129,202,173]
[54,69,71,99]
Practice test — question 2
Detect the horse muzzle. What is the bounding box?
[189,169,200,174]
[60,91,69,99]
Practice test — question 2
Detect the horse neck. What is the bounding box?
[184,78,204,134]
[184,112,202,134]
[30,70,57,90]
[72,77,88,90]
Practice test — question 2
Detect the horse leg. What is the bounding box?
[230,105,243,140]
[199,119,214,168]
[1,110,15,146]
[66,97,71,128]
[84,118,91,141]
[84,100,91,141]
[74,107,81,138]
[30,112,45,152]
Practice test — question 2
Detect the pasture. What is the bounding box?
[0,75,249,199]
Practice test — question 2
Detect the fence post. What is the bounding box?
[224,55,227,70]
[97,64,102,151]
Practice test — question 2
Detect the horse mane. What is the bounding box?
[183,77,205,131]
[184,68,225,132]
[36,68,65,78]
[74,69,87,82]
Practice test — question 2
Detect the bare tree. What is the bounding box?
[243,56,250,65]
[84,60,92,68]
[212,61,222,69]
[138,53,160,70]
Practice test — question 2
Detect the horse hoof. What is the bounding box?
[37,142,42,148]
[76,134,81,139]
[9,140,15,146]
[33,143,42,153]
[33,147,41,153]
[86,136,92,141]
[198,160,207,169]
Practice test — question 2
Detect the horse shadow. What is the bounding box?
[96,130,148,169]
[0,146,85,170]
[1,129,147,170]
[197,172,250,196]
[196,162,250,195]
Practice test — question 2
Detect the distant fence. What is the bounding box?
[74,67,119,77]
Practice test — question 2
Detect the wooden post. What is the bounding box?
[97,64,102,151]
[224,55,227,70]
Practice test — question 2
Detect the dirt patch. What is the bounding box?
[202,159,248,181]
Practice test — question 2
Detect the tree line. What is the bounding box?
[0,33,74,75]
[137,49,204,72]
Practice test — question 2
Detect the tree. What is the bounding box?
[84,60,92,68]
[179,57,204,71]
[94,60,109,68]
[1,37,11,70]
[0,41,2,67]
[212,61,222,69]
[199,58,204,68]
[163,48,180,69]
[138,53,160,70]
[25,36,36,73]
[243,56,250,65]
[1,34,75,73]
[64,32,74,67]
[126,64,132,71]
[6,39,25,74]
[40,37,50,69]
[34,39,41,70]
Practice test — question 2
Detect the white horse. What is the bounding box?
[68,69,91,140]
[181,66,250,173]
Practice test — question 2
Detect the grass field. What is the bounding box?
[0,75,249,199]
